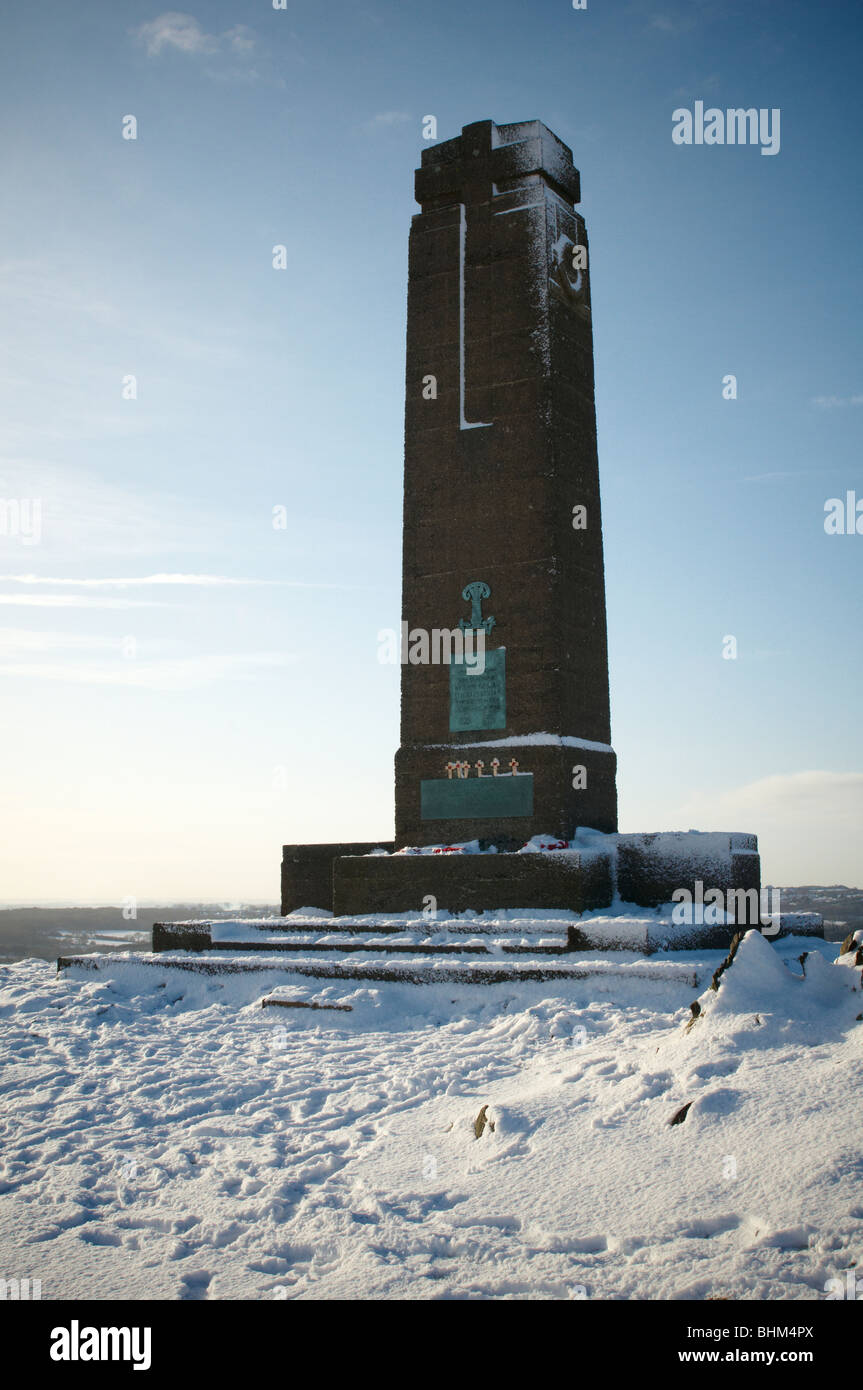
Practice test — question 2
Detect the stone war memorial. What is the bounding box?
[61,119,824,988]
[280,119,772,941]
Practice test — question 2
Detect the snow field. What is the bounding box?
[0,933,860,1300]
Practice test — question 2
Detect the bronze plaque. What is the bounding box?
[449,648,506,732]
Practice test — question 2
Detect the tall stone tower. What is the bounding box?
[394,119,617,848]
[279,119,762,921]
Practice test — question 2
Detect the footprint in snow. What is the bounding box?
[678,1214,743,1240]
[686,1059,739,1081]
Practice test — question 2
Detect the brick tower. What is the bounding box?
[394,118,617,848]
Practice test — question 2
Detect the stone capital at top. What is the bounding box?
[415,119,581,212]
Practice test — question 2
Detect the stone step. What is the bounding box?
[570,914,824,953]
[152,917,580,951]
[153,913,824,957]
[58,951,700,989]
[164,937,569,955]
[272,920,577,935]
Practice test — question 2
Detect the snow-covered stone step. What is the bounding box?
[154,911,824,957]
[153,915,581,951]
[272,913,581,935]
[185,937,570,954]
[569,913,824,954]
[58,951,700,989]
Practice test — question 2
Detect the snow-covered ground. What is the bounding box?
[0,932,860,1301]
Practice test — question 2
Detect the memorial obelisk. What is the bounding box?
[279,118,763,923]
[394,119,617,849]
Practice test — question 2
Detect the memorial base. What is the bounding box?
[394,740,618,849]
[283,829,763,923]
[333,848,613,917]
[281,841,393,916]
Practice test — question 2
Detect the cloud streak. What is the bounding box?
[675,770,863,887]
[0,573,274,588]
[363,111,412,132]
[0,651,295,691]
[0,573,352,591]
[0,595,167,609]
[0,628,119,654]
[135,13,255,59]
[742,470,818,483]
[811,394,863,409]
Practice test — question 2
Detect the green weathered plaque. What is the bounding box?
[449,648,506,732]
[421,773,533,820]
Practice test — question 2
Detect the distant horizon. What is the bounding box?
[0,899,280,910]
[2,883,861,911]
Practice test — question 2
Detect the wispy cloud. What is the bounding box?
[0,257,242,374]
[811,394,863,409]
[0,595,166,609]
[0,257,116,327]
[0,462,302,567]
[676,770,863,887]
[652,14,686,33]
[0,628,118,655]
[0,573,274,588]
[0,573,351,591]
[681,769,863,823]
[135,13,255,59]
[629,0,710,37]
[742,470,817,483]
[364,111,412,132]
[224,26,255,56]
[0,462,204,561]
[671,76,720,101]
[0,651,295,691]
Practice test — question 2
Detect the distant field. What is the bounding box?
[776,885,863,942]
[0,905,279,965]
[0,888,858,963]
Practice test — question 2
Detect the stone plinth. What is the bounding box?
[396,740,617,848]
[326,829,761,919]
[616,832,760,908]
[282,841,393,915]
[333,848,614,917]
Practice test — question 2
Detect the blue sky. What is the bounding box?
[0,0,861,901]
